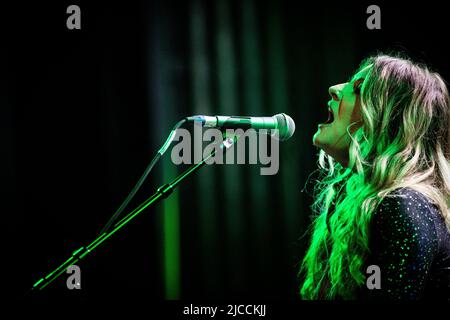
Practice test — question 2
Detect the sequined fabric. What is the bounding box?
[362,188,450,300]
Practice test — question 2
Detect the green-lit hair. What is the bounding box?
[300,53,450,299]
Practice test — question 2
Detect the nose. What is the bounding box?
[329,83,346,101]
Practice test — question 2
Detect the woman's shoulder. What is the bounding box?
[384,187,434,203]
[375,187,439,219]
[366,187,450,300]
[372,187,442,241]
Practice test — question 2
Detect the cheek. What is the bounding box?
[339,99,354,121]
[337,97,361,129]
[349,97,362,124]
[330,100,360,149]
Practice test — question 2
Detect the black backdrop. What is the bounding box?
[2,0,449,305]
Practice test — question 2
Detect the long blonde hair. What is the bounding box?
[300,54,450,299]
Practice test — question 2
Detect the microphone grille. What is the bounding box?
[273,113,295,141]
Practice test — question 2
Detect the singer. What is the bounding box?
[300,54,450,300]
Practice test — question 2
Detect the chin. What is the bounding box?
[312,131,328,148]
[312,133,319,146]
[313,129,323,145]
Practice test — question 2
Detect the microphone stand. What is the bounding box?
[31,134,238,291]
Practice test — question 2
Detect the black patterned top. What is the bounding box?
[360,188,450,300]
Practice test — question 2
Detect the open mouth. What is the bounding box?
[324,106,334,124]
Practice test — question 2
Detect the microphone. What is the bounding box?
[186,113,295,141]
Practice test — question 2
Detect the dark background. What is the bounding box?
[2,0,449,306]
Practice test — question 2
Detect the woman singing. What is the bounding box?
[300,54,450,299]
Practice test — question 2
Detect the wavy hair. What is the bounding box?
[300,54,450,299]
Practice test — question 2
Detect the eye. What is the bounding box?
[353,79,363,94]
